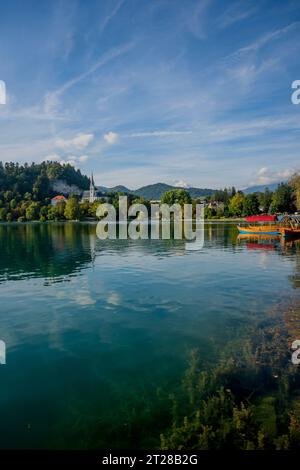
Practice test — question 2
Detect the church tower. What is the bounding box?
[89,173,96,203]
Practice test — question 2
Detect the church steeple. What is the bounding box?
[89,173,96,203]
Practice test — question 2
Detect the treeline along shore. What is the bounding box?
[0,161,299,222]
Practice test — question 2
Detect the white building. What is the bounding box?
[81,174,108,203]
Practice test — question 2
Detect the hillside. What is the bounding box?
[0,161,89,198]
[98,182,215,199]
[243,182,281,194]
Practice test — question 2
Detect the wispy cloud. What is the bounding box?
[216,1,257,29]
[1,0,299,189]
[224,21,300,66]
[127,130,193,138]
[99,0,124,34]
[43,41,135,114]
[184,0,212,39]
[208,115,300,141]
[56,133,94,150]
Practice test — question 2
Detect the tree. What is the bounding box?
[258,188,272,213]
[271,183,293,213]
[161,189,192,205]
[25,202,40,221]
[39,206,49,221]
[0,208,7,221]
[228,193,245,217]
[33,174,50,200]
[243,194,259,216]
[64,197,81,220]
[47,205,60,221]
[289,173,300,211]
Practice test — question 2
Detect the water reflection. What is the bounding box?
[0,223,93,282]
[0,222,299,448]
[0,222,241,283]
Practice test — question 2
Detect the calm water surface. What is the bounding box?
[0,222,299,448]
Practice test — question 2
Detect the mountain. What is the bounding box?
[243,182,282,194]
[134,183,174,199]
[187,186,216,198]
[107,185,132,194]
[96,182,215,200]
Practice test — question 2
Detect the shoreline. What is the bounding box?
[0,218,244,225]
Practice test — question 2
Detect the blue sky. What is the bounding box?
[0,0,299,189]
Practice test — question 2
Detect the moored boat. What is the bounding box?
[279,215,300,238]
[279,227,300,238]
[237,215,280,235]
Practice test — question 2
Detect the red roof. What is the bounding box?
[52,195,66,200]
[245,215,277,222]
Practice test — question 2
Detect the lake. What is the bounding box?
[0,222,299,448]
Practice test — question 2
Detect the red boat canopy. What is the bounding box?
[244,215,277,222]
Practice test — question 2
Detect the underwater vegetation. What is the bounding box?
[51,299,300,450]
[160,300,300,450]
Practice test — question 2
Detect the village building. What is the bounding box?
[81,174,108,204]
[51,195,67,206]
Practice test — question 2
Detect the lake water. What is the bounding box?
[0,222,299,448]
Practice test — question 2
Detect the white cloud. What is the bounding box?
[78,155,88,162]
[251,167,295,185]
[173,180,190,188]
[128,130,192,138]
[56,133,94,150]
[44,153,61,162]
[104,131,119,144]
[43,153,89,166]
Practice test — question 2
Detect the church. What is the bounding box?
[81,174,106,204]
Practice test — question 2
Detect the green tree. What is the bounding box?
[228,193,245,216]
[243,194,259,216]
[258,188,272,213]
[289,173,300,211]
[39,205,49,221]
[271,183,293,213]
[64,197,81,220]
[0,207,7,221]
[33,174,50,200]
[161,189,192,205]
[25,202,40,221]
[47,205,60,221]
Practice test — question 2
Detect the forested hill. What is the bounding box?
[98,183,216,200]
[0,161,89,198]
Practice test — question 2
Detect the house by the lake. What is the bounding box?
[51,195,67,206]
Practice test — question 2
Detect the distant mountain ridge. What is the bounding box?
[242,182,283,194]
[97,182,215,200]
[96,181,285,200]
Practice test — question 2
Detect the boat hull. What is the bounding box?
[237,225,280,235]
[279,228,300,238]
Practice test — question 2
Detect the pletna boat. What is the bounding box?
[237,215,280,235]
[279,215,300,238]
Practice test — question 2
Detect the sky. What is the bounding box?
[0,0,299,190]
